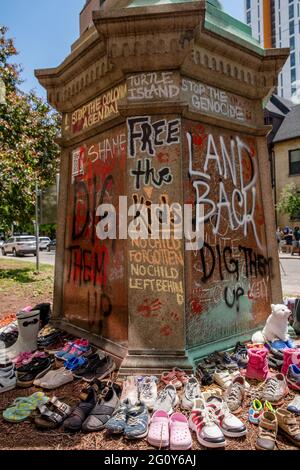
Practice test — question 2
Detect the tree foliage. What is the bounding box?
[0,26,60,232]
[277,183,300,219]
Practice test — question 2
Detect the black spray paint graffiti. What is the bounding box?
[130,158,173,189]
[186,131,263,250]
[199,243,273,284]
[127,117,180,158]
[68,173,114,329]
[198,242,273,313]
[87,291,113,332]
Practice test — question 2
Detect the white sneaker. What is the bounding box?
[120,376,139,406]
[0,371,17,394]
[213,370,233,390]
[153,384,179,414]
[189,398,226,448]
[139,376,158,410]
[205,395,247,438]
[181,376,202,410]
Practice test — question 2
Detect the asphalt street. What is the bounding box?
[0,251,299,296]
[0,250,56,266]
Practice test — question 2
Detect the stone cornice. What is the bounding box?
[35,1,289,112]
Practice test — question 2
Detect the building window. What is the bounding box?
[289,3,294,19]
[291,67,296,83]
[281,73,283,87]
[291,52,296,67]
[289,149,300,175]
[247,10,251,24]
[290,20,295,35]
[246,0,251,10]
[290,35,295,50]
[292,85,297,95]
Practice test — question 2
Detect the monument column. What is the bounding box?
[119,97,191,374]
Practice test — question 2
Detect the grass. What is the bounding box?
[0,258,54,305]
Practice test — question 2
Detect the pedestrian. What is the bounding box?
[291,226,300,256]
[283,228,293,254]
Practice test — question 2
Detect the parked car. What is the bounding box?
[1,236,37,257]
[46,239,56,252]
[39,237,51,251]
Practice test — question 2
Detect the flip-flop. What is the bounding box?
[3,392,49,423]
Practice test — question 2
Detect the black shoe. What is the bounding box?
[16,357,52,388]
[16,355,53,375]
[73,352,106,381]
[63,387,98,432]
[74,353,116,382]
[195,365,214,385]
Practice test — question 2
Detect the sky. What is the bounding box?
[1,0,245,98]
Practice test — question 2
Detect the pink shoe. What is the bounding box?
[12,351,32,366]
[22,351,47,365]
[147,410,169,448]
[246,347,269,381]
[281,348,300,375]
[169,412,192,450]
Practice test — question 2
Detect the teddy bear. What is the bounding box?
[252,304,294,348]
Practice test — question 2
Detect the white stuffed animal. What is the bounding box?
[252,304,292,344]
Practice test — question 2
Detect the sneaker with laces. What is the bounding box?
[153,384,179,415]
[232,342,248,368]
[255,410,278,450]
[261,373,288,405]
[105,401,129,434]
[224,375,246,414]
[124,403,149,439]
[205,395,247,438]
[181,376,201,410]
[139,376,158,410]
[120,376,139,406]
[189,398,226,448]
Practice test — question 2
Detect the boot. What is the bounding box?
[31,303,51,328]
[0,310,40,361]
[281,348,300,375]
[246,347,269,381]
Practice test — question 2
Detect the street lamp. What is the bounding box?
[35,182,41,273]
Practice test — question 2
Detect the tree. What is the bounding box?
[0,26,60,233]
[277,183,300,220]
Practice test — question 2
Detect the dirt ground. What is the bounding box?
[0,259,299,451]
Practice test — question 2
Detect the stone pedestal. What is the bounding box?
[36,0,289,373]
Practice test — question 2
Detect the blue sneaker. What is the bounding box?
[270,340,289,350]
[124,403,149,439]
[105,401,129,434]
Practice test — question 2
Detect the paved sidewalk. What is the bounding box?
[280,257,300,297]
